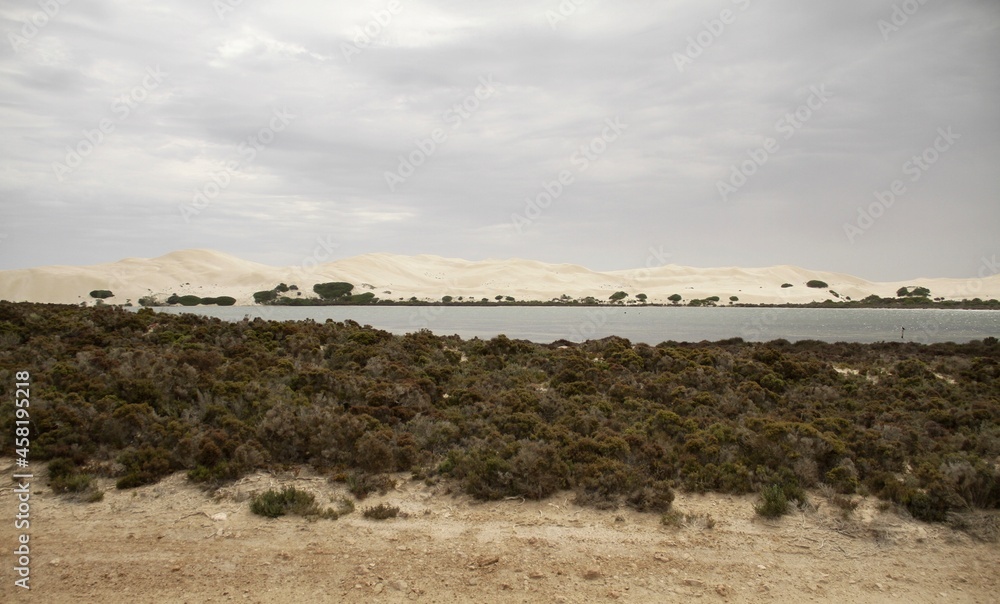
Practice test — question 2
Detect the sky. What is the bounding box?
[1,0,998,281]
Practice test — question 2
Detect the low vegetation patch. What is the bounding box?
[362,503,401,520]
[249,487,339,519]
[0,302,997,524]
[661,510,716,529]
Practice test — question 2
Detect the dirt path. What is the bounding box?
[2,460,997,603]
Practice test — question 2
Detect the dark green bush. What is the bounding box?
[347,292,376,304]
[253,290,277,303]
[1,301,997,526]
[346,472,395,500]
[89,290,114,299]
[116,446,175,489]
[755,484,789,518]
[48,457,94,494]
[362,503,400,520]
[806,280,828,289]
[177,295,202,306]
[313,282,354,299]
[250,487,327,518]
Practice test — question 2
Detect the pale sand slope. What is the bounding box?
[0,249,998,306]
[2,460,997,603]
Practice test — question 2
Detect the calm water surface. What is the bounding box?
[151,306,1000,345]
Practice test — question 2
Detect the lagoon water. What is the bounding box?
[151,306,1000,345]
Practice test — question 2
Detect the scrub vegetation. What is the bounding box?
[1,302,997,524]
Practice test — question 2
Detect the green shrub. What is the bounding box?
[627,480,675,512]
[89,290,114,299]
[250,487,323,518]
[781,283,793,288]
[755,484,789,518]
[668,294,682,303]
[610,291,628,302]
[115,446,174,489]
[825,463,859,494]
[314,282,354,299]
[362,503,400,520]
[48,458,94,494]
[177,295,202,306]
[253,290,277,304]
[346,472,395,500]
[215,296,236,306]
[897,286,931,298]
[806,280,828,289]
[347,292,376,304]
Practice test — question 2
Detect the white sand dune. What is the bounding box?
[0,249,997,306]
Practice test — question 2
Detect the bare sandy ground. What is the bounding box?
[2,459,998,603]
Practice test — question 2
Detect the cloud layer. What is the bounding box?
[2,0,998,280]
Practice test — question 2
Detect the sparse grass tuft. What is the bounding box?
[661,510,716,529]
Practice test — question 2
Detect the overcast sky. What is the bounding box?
[1,0,997,280]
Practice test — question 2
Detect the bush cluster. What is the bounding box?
[0,302,997,521]
[249,487,341,519]
[165,294,237,306]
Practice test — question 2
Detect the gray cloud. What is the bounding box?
[1,0,997,280]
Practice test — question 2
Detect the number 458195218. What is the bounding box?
[14,371,30,461]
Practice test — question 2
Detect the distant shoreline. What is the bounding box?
[140,298,1000,311]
